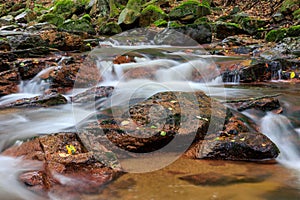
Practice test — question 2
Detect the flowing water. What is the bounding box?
[0,45,299,199]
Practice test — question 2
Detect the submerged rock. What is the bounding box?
[2,133,122,197]
[0,93,68,108]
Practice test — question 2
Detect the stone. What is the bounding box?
[0,93,68,108]
[99,22,122,35]
[0,69,20,97]
[215,22,245,39]
[139,5,168,27]
[154,23,212,45]
[169,0,210,22]
[79,90,279,161]
[2,133,122,197]
[0,15,14,26]
[15,10,36,23]
[7,34,47,50]
[196,131,279,161]
[38,30,84,51]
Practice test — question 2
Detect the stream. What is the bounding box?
[0,44,299,199]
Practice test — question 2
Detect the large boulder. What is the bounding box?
[78,90,279,161]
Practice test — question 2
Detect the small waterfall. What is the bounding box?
[222,70,240,83]
[261,113,300,170]
[269,61,282,81]
[18,66,55,94]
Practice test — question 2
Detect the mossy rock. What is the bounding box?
[153,19,168,27]
[287,25,300,37]
[240,18,267,35]
[118,0,146,24]
[266,25,300,42]
[99,22,122,35]
[39,13,64,26]
[59,18,95,34]
[265,29,287,42]
[139,5,168,27]
[52,0,88,19]
[280,0,300,14]
[169,0,211,22]
[215,22,244,39]
[231,12,249,23]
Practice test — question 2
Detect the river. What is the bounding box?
[0,44,299,199]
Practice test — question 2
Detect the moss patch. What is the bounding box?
[280,0,300,14]
[265,29,287,42]
[139,5,167,26]
[169,0,211,21]
[153,19,168,27]
[59,18,95,34]
[287,25,300,37]
[39,13,64,26]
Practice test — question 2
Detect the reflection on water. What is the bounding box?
[82,157,300,200]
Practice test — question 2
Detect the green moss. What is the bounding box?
[118,0,146,24]
[168,21,182,28]
[139,5,167,26]
[194,17,209,23]
[80,14,91,22]
[153,19,167,27]
[39,13,64,26]
[59,18,95,34]
[280,0,300,13]
[293,9,300,19]
[99,22,122,35]
[169,0,211,21]
[265,28,287,42]
[53,0,75,15]
[287,25,300,37]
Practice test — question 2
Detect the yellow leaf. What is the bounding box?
[239,138,245,141]
[66,145,76,155]
[290,71,295,79]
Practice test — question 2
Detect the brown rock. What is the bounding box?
[1,133,123,197]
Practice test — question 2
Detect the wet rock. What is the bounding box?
[0,52,16,72]
[235,97,281,112]
[39,30,84,51]
[0,69,20,96]
[79,90,279,161]
[17,59,46,80]
[197,131,279,161]
[0,93,68,108]
[2,133,122,197]
[239,62,269,82]
[155,23,212,45]
[72,86,114,103]
[7,34,47,50]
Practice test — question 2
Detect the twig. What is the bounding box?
[221,93,282,104]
